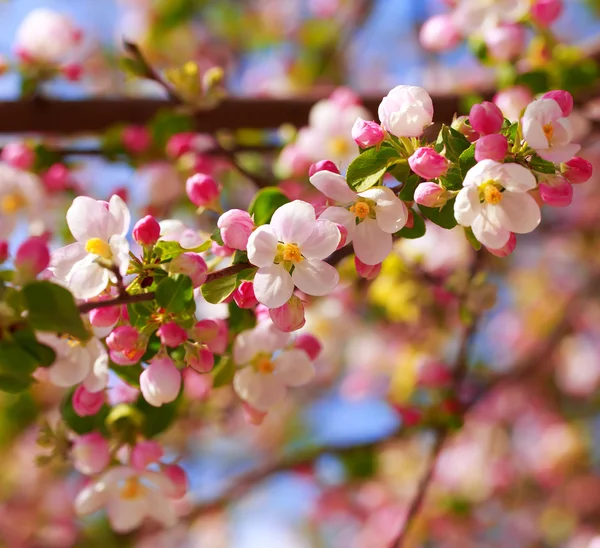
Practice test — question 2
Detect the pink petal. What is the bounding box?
[309,171,357,203]
[454,186,481,227]
[253,264,295,308]
[275,349,315,387]
[494,192,541,234]
[233,367,286,411]
[66,196,110,243]
[360,186,408,233]
[353,219,392,265]
[292,259,339,296]
[108,194,130,237]
[301,219,340,260]
[471,209,511,249]
[319,206,356,242]
[270,200,316,245]
[247,225,278,267]
[501,163,537,192]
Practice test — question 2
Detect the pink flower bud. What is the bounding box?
[414,182,448,208]
[233,281,258,309]
[89,303,121,328]
[162,464,188,499]
[562,156,592,184]
[185,347,214,373]
[539,176,573,207]
[330,87,361,108]
[140,357,181,407]
[183,368,212,400]
[493,86,534,122]
[475,134,508,162]
[166,132,197,158]
[242,402,267,425]
[112,187,129,203]
[255,304,271,322]
[484,24,526,62]
[335,224,348,249]
[106,326,141,354]
[169,253,208,287]
[217,209,255,250]
[72,386,105,417]
[294,333,322,361]
[486,232,517,257]
[108,378,139,405]
[42,163,70,192]
[308,160,340,177]
[269,295,306,332]
[110,348,144,366]
[72,433,110,475]
[419,14,460,52]
[133,215,160,246]
[451,115,479,142]
[355,257,381,280]
[408,148,448,179]
[122,125,151,154]
[191,319,219,343]
[531,0,563,26]
[62,63,82,81]
[0,240,8,264]
[157,322,188,348]
[417,359,452,388]
[1,142,34,170]
[186,173,220,207]
[351,118,385,148]
[211,242,234,257]
[541,90,573,117]
[15,236,49,277]
[469,102,504,136]
[205,319,228,354]
[131,440,164,471]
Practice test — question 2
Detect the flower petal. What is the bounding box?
[74,482,107,516]
[309,171,357,203]
[233,323,289,364]
[108,194,130,237]
[49,242,87,283]
[270,200,315,245]
[353,218,392,265]
[301,219,340,260]
[500,162,537,192]
[360,186,408,233]
[66,196,110,243]
[106,493,146,533]
[471,208,511,249]
[109,234,130,277]
[522,118,549,149]
[292,259,339,296]
[67,256,109,300]
[144,488,177,528]
[463,159,504,188]
[495,192,541,234]
[454,186,481,227]
[536,144,581,164]
[274,349,315,387]
[319,206,356,242]
[83,339,109,393]
[247,225,278,267]
[233,367,286,411]
[253,264,294,308]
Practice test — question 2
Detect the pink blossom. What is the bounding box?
[62,62,83,81]
[42,163,70,192]
[140,356,181,407]
[89,302,121,328]
[335,223,348,249]
[72,433,110,475]
[355,257,381,280]
[186,173,220,207]
[486,232,517,257]
[294,333,322,361]
[1,142,34,170]
[308,160,340,177]
[475,134,508,162]
[131,441,164,471]
[106,326,140,354]
[15,236,50,277]
[484,24,526,61]
[378,86,434,138]
[469,102,503,136]
[494,86,534,122]
[166,132,197,158]
[122,126,151,154]
[162,464,188,499]
[157,322,188,348]
[531,0,563,26]
[183,368,212,400]
[72,386,105,417]
[414,182,448,208]
[451,115,479,142]
[186,347,214,373]
[233,281,259,309]
[169,253,207,287]
[0,240,8,263]
[269,295,306,332]
[562,157,593,184]
[217,209,254,250]
[191,319,219,343]
[206,319,228,354]
[409,148,448,179]
[242,402,267,425]
[419,14,460,52]
[541,90,573,117]
[132,215,160,246]
[539,176,573,207]
[351,118,385,148]
[417,359,452,388]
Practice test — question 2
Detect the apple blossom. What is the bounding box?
[409,148,448,179]
[122,125,151,154]
[454,159,541,249]
[42,163,70,192]
[205,319,229,354]
[531,0,563,26]
[185,346,214,373]
[157,322,188,348]
[269,295,306,332]
[451,115,480,142]
[74,466,178,533]
[484,24,525,61]
[159,219,204,249]
[351,118,385,148]
[89,303,121,328]
[191,319,219,343]
[294,333,322,361]
[233,281,259,309]
[420,15,461,52]
[451,0,530,34]
[168,253,207,287]
[475,134,508,162]
[247,200,341,308]
[232,323,314,411]
[355,257,382,280]
[562,157,593,185]
[541,90,573,117]
[539,176,573,207]
[308,160,340,177]
[131,441,164,471]
[183,368,212,399]
[140,356,182,407]
[50,195,130,300]
[72,385,106,417]
[469,102,503,136]
[242,402,268,425]
[217,209,255,250]
[72,433,111,475]
[378,85,434,138]
[486,232,517,257]
[133,215,161,246]
[14,236,50,278]
[186,173,220,208]
[493,86,534,122]
[0,240,8,263]
[310,171,408,265]
[0,142,34,170]
[522,96,580,163]
[162,464,188,499]
[413,183,448,208]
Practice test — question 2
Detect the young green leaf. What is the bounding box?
[419,198,458,229]
[346,147,402,192]
[155,274,194,313]
[249,187,290,225]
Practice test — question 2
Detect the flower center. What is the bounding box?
[255,355,275,375]
[329,136,350,157]
[350,201,370,220]
[120,477,142,500]
[1,192,26,214]
[85,238,112,259]
[280,243,302,264]
[478,180,503,205]
[543,123,554,143]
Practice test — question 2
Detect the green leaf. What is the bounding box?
[0,376,32,393]
[419,198,457,229]
[440,125,471,164]
[22,281,90,341]
[155,274,194,313]
[237,268,257,282]
[141,332,161,362]
[503,121,519,143]
[346,147,402,192]
[458,144,477,178]
[60,388,110,435]
[529,155,556,174]
[150,110,194,150]
[395,212,426,239]
[249,188,290,226]
[212,356,235,388]
[228,302,257,332]
[232,250,248,265]
[388,162,410,185]
[515,69,550,95]
[127,301,156,329]
[210,227,225,246]
[118,56,149,78]
[154,240,211,262]
[399,174,421,201]
[135,392,182,438]
[201,273,238,304]
[0,340,44,380]
[11,326,56,367]
[440,167,464,192]
[33,144,62,172]
[463,227,482,250]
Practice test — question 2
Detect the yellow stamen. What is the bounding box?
[256,356,275,375]
[85,238,112,259]
[281,243,302,264]
[120,477,141,500]
[543,123,554,143]
[483,185,502,205]
[1,192,26,214]
[350,201,370,220]
[329,137,350,157]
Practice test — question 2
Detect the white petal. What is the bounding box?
[292,259,339,296]
[501,163,537,192]
[107,493,146,533]
[360,187,408,233]
[108,194,131,237]
[471,209,511,249]
[522,118,549,149]
[253,264,295,308]
[83,339,110,393]
[49,243,87,282]
[319,206,356,242]
[353,219,392,265]
[233,323,289,364]
[270,200,316,245]
[463,160,504,188]
[495,192,541,234]
[300,219,340,260]
[274,349,315,387]
[74,482,107,516]
[247,225,278,268]
[66,197,111,243]
[553,118,574,146]
[454,186,481,227]
[67,257,109,300]
[109,234,130,277]
[309,171,357,203]
[144,488,177,528]
[48,347,91,388]
[536,144,581,164]
[233,367,286,411]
